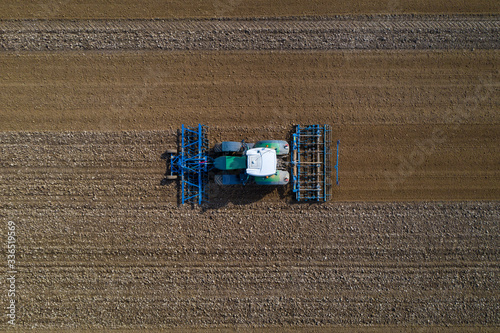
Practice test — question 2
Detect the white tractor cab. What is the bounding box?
[246,148,277,176]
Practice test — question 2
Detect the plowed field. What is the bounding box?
[0,11,499,333]
[1,0,499,19]
[1,51,498,201]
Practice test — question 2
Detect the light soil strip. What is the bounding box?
[1,16,499,51]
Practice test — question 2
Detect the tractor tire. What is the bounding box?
[213,143,223,153]
[214,174,224,185]
[254,170,290,185]
[255,140,290,155]
[165,175,178,180]
[215,141,244,153]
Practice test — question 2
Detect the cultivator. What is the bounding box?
[163,124,339,205]
[291,124,339,202]
[168,124,211,205]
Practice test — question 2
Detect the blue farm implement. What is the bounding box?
[163,124,339,205]
[291,124,340,202]
[163,124,211,205]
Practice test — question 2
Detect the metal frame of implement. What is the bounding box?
[170,124,211,205]
[291,124,339,201]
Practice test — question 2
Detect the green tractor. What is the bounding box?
[212,140,290,186]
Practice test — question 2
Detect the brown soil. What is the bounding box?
[0,0,499,19]
[0,16,498,332]
[1,198,499,328]
[0,51,498,331]
[1,50,498,201]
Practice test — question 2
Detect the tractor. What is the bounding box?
[162,124,339,205]
[212,140,290,186]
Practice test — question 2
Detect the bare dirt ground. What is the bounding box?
[0,0,500,19]
[1,15,499,51]
[0,12,499,333]
[0,49,498,330]
[1,198,499,328]
[1,50,498,201]
[0,0,499,19]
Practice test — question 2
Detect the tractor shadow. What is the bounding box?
[204,183,290,209]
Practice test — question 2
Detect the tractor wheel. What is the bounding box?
[213,143,223,153]
[214,174,224,185]
[254,140,290,155]
[214,141,243,153]
[165,175,178,180]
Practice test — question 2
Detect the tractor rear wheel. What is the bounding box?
[213,143,223,153]
[214,141,244,153]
